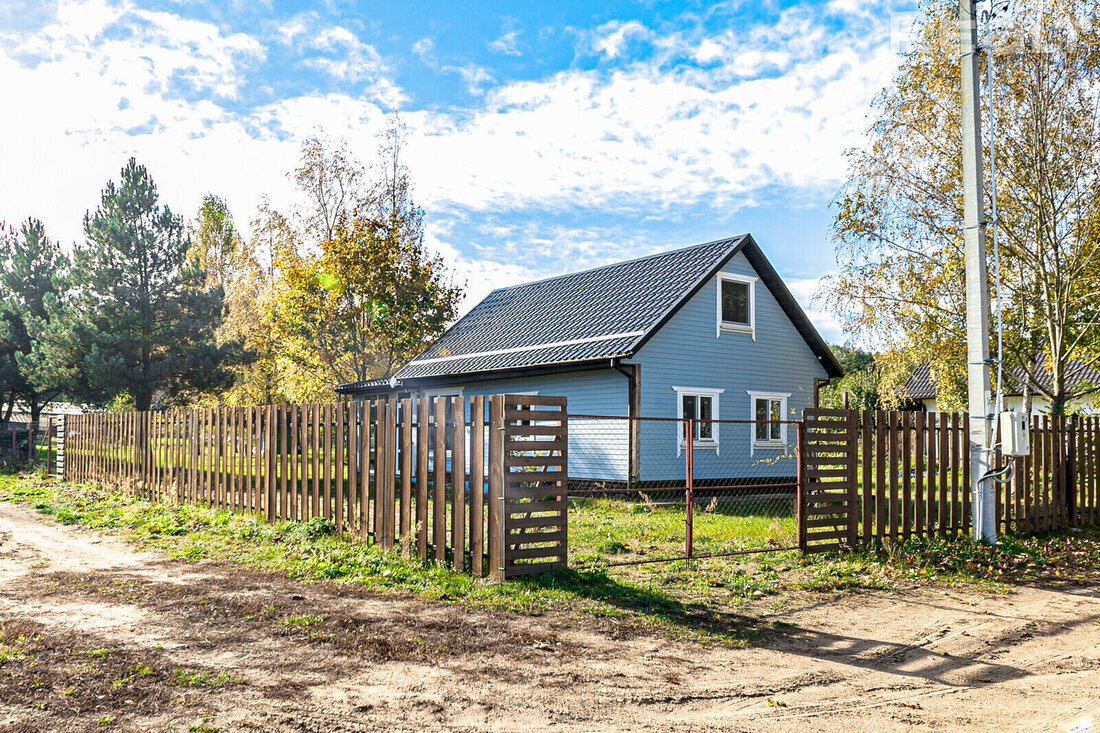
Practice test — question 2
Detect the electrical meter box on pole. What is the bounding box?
[999,411,1029,457]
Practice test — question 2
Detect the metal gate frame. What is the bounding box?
[569,414,802,567]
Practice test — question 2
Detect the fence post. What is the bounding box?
[684,418,694,560]
[847,410,859,548]
[1067,416,1077,526]
[796,420,806,552]
[487,395,505,582]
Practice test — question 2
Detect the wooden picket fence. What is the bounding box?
[799,408,1100,552]
[60,394,568,580]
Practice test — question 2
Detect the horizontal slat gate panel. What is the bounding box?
[508,514,567,529]
[505,456,568,468]
[800,408,857,553]
[505,395,567,407]
[506,530,568,547]
[501,395,568,578]
[508,546,568,561]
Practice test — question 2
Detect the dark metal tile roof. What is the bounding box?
[394,236,747,380]
[905,363,937,400]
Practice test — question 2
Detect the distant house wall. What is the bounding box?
[921,395,1098,416]
[631,251,830,481]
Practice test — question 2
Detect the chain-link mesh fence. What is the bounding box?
[568,415,799,566]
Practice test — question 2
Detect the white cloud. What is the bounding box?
[441,63,495,95]
[693,38,725,64]
[590,20,651,59]
[488,19,522,57]
[383,33,895,216]
[274,11,406,106]
[412,37,434,61]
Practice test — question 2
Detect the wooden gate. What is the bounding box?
[492,395,568,579]
[798,408,858,553]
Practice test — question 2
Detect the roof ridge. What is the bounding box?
[484,234,747,296]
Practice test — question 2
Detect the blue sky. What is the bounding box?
[0,0,921,342]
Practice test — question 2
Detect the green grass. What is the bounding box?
[170,669,240,688]
[278,614,326,628]
[569,496,795,566]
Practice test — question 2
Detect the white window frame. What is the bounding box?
[747,390,790,454]
[716,273,757,340]
[672,386,724,456]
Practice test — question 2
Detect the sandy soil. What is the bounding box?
[1,501,1099,732]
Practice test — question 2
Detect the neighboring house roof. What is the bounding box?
[8,402,84,417]
[338,234,843,393]
[904,364,937,401]
[904,360,1100,401]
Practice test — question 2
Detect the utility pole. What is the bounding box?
[960,0,996,543]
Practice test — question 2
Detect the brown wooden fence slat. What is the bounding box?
[353,400,364,539]
[384,398,398,550]
[433,396,447,563]
[1082,417,1089,527]
[488,395,504,581]
[902,411,913,538]
[888,411,899,539]
[861,410,872,543]
[1090,417,1097,525]
[846,410,859,547]
[416,397,430,561]
[934,412,945,534]
[470,396,485,577]
[399,399,412,551]
[1061,416,1070,528]
[874,410,886,540]
[1042,416,1050,530]
[1031,415,1039,533]
[218,408,226,509]
[913,411,925,538]
[372,400,384,541]
[321,403,331,521]
[451,395,466,571]
[263,405,273,520]
[340,401,350,533]
[949,413,959,534]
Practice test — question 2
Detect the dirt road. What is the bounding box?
[1,500,1098,732]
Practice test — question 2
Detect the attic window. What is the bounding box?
[717,273,756,336]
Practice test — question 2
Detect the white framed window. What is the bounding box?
[672,386,724,456]
[716,273,756,339]
[747,391,790,452]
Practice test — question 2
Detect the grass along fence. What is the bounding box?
[60,394,568,580]
[800,408,1100,553]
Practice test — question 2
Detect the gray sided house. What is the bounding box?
[337,235,842,485]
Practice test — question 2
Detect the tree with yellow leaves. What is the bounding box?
[828,0,1100,414]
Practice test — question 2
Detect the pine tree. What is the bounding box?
[0,218,71,424]
[54,159,238,411]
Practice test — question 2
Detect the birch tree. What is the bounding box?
[828,0,1100,414]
